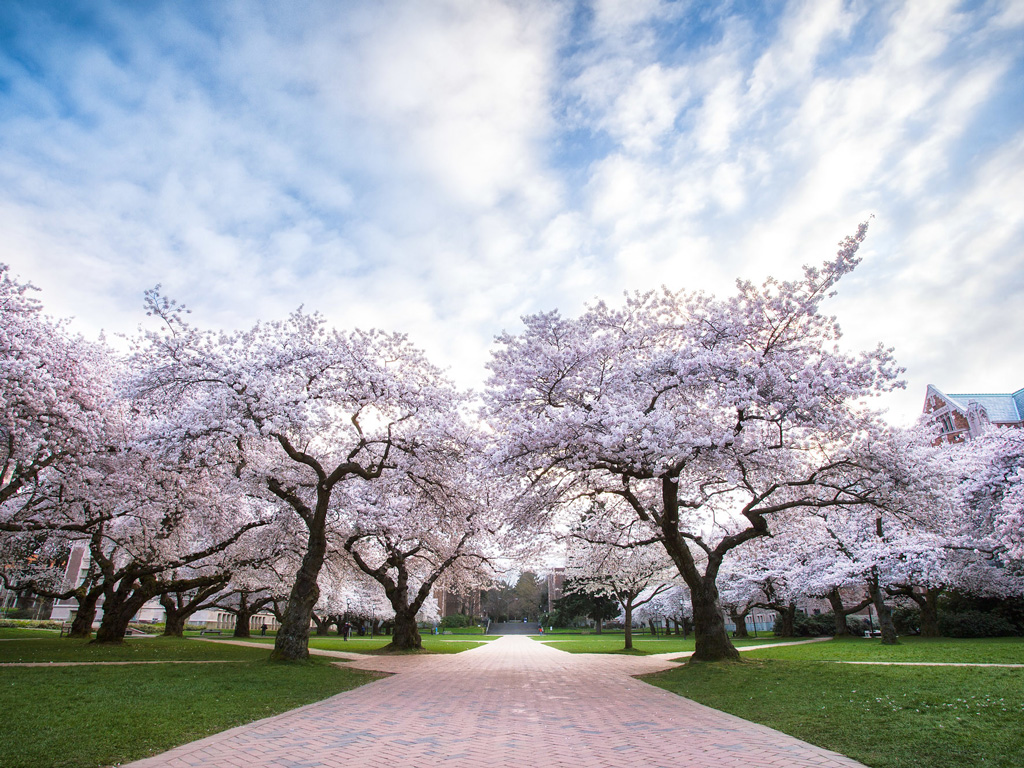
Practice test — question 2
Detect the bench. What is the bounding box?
[199,629,223,635]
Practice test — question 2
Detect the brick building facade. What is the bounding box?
[923,384,1024,442]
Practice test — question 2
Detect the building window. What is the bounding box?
[939,414,954,433]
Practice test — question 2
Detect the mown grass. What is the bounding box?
[0,627,61,639]
[0,639,382,768]
[0,635,273,663]
[745,635,1024,664]
[644,659,1024,768]
[536,633,787,655]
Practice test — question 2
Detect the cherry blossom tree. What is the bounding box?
[486,223,911,661]
[159,577,232,637]
[564,512,676,649]
[340,434,500,651]
[954,427,1024,568]
[633,584,692,637]
[131,293,464,660]
[1,265,112,520]
[86,445,273,643]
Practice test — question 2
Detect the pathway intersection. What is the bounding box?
[125,635,866,768]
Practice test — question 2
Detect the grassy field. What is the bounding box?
[0,627,61,639]
[644,636,1024,768]
[535,633,788,654]
[0,635,283,663]
[0,635,382,768]
[744,635,1024,664]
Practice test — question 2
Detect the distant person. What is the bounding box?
[260,623,267,636]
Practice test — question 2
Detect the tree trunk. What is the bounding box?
[163,611,187,637]
[827,588,871,637]
[595,617,603,634]
[659,477,740,662]
[233,596,255,638]
[623,601,633,650]
[869,580,898,645]
[314,613,333,636]
[775,604,797,637]
[648,618,658,637]
[690,579,740,662]
[93,589,151,644]
[729,607,749,638]
[919,588,941,638]
[67,590,100,639]
[386,609,422,651]
[159,593,189,637]
[827,589,851,636]
[271,528,327,661]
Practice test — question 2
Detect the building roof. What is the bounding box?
[941,387,1024,423]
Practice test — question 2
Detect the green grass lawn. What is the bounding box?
[535,633,788,655]
[645,660,1023,768]
[0,638,382,768]
[643,637,1024,768]
[0,627,61,639]
[744,635,1024,664]
[0,636,276,663]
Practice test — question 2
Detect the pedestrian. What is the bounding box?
[260,622,267,636]
[343,621,352,640]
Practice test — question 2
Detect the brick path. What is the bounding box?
[124,635,866,768]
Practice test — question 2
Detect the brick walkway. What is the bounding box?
[124,635,865,768]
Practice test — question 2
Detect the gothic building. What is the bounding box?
[923,385,1024,442]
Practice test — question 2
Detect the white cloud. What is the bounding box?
[0,0,1022,419]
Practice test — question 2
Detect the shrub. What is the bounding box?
[790,613,836,637]
[0,619,63,630]
[938,610,1019,638]
[4,609,37,620]
[440,614,474,629]
[891,606,921,635]
[845,617,871,635]
[941,593,1024,634]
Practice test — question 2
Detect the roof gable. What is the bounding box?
[946,391,1023,423]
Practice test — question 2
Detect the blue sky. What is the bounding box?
[1,0,1022,421]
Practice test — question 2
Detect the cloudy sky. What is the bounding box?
[1,0,1021,422]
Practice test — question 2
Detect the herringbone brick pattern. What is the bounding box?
[124,635,865,768]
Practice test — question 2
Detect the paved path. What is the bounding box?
[125,635,865,768]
